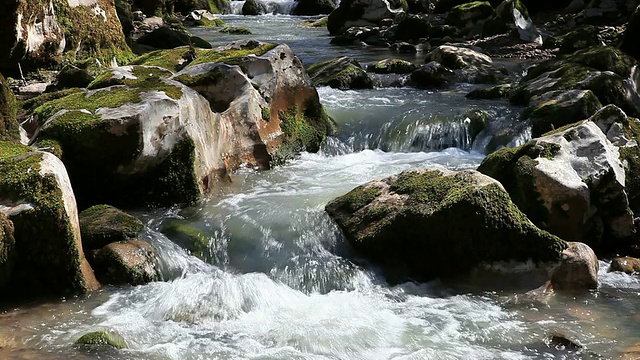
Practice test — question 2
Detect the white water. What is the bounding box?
[229,0,298,15]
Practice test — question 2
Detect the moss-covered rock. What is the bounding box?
[93,239,159,285]
[524,89,603,137]
[367,59,417,74]
[466,84,512,99]
[292,0,336,15]
[75,331,127,349]
[483,0,541,43]
[0,74,20,142]
[325,168,568,282]
[298,17,329,28]
[136,26,208,49]
[161,219,211,260]
[555,25,604,55]
[0,141,99,297]
[445,1,493,28]
[0,213,15,289]
[306,57,374,89]
[478,120,633,253]
[79,205,144,251]
[219,26,253,34]
[242,0,267,14]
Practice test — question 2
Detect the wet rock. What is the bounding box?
[556,25,604,55]
[367,59,417,74]
[410,61,457,88]
[292,0,336,15]
[136,27,210,49]
[394,14,435,41]
[325,168,567,282]
[445,1,494,28]
[242,0,268,15]
[327,0,405,35]
[609,256,640,274]
[0,75,20,142]
[621,5,640,61]
[75,330,127,349]
[306,57,374,89]
[483,0,542,44]
[479,120,633,251]
[161,219,211,261]
[622,343,640,360]
[524,89,603,137]
[551,242,599,291]
[466,84,512,99]
[49,64,96,90]
[545,332,584,350]
[426,45,504,83]
[0,142,99,297]
[93,239,160,285]
[79,205,144,252]
[0,0,133,76]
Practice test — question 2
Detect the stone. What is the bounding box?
[327,0,405,35]
[426,45,504,83]
[0,142,99,297]
[410,61,456,88]
[466,84,512,99]
[292,0,336,15]
[136,26,210,49]
[93,239,160,285]
[0,0,134,76]
[79,205,144,251]
[242,0,267,15]
[51,64,96,90]
[367,59,417,74]
[550,242,599,291]
[483,0,542,44]
[445,1,494,28]
[479,120,633,252]
[0,213,15,289]
[0,75,20,142]
[621,5,640,61]
[75,330,127,349]
[325,168,567,282]
[610,256,640,274]
[394,14,435,41]
[556,25,604,55]
[306,57,374,89]
[115,0,134,36]
[524,90,603,137]
[161,219,211,261]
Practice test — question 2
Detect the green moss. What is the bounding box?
[174,67,224,87]
[219,26,253,35]
[333,186,381,213]
[0,74,19,142]
[35,139,63,158]
[466,84,512,100]
[0,141,33,161]
[75,331,127,349]
[20,88,84,115]
[272,103,332,165]
[201,17,227,28]
[261,107,271,121]
[0,212,15,288]
[79,205,144,250]
[298,17,328,28]
[367,59,416,74]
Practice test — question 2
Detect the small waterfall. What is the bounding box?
[229,0,297,14]
[377,119,474,152]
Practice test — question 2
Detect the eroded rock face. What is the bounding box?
[0,0,133,76]
[325,168,567,282]
[30,41,334,208]
[327,0,405,35]
[479,120,633,251]
[0,142,99,297]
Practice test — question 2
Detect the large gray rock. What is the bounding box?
[327,0,405,35]
[426,45,504,84]
[325,168,568,282]
[0,143,99,297]
[479,120,633,251]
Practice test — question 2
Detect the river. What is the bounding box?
[1,14,639,360]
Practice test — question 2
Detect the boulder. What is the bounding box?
[0,75,20,142]
[550,242,599,291]
[555,25,604,55]
[621,5,640,61]
[466,84,512,99]
[115,0,134,37]
[483,0,542,44]
[410,61,456,88]
[609,256,640,274]
[92,239,160,285]
[242,0,267,14]
[306,57,374,90]
[325,168,568,282]
[136,27,210,49]
[0,213,15,289]
[367,59,417,74]
[0,141,99,297]
[31,41,334,208]
[394,14,448,42]
[511,47,640,118]
[478,120,633,252]
[292,0,336,15]
[426,45,504,83]
[0,0,134,76]
[405,0,434,13]
[524,90,603,137]
[327,0,405,35]
[79,205,144,251]
[75,330,127,349]
[445,1,494,28]
[434,0,475,13]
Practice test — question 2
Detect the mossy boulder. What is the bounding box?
[426,45,504,84]
[219,26,253,35]
[524,89,603,137]
[0,74,20,142]
[242,0,267,15]
[555,25,604,55]
[306,57,374,90]
[445,1,493,28]
[79,205,144,251]
[511,47,640,118]
[92,239,160,285]
[327,0,405,35]
[292,0,336,15]
[326,168,569,282]
[0,0,134,77]
[0,141,99,298]
[621,5,640,61]
[483,0,541,43]
[367,59,417,74]
[75,331,127,349]
[466,84,512,99]
[478,120,633,253]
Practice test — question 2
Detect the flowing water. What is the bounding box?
[3,14,640,360]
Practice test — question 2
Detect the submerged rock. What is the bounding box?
[79,205,144,251]
[93,239,160,285]
[75,330,127,349]
[479,120,633,252]
[325,168,568,282]
[0,141,99,297]
[306,57,374,89]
